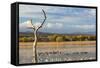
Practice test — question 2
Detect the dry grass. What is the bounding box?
[19,41,96,49]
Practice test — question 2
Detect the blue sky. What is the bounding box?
[19,4,96,34]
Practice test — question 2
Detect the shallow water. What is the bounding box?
[19,45,96,64]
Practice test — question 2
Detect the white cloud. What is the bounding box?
[19,20,30,32]
[19,20,43,32]
[34,22,43,29]
[46,23,52,28]
[45,23,63,29]
[73,24,95,29]
[56,23,63,28]
[20,20,45,29]
[20,20,34,28]
[19,20,64,31]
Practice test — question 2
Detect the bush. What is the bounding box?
[56,36,65,42]
[48,35,58,41]
[19,37,33,42]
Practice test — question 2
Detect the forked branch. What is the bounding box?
[37,9,47,30]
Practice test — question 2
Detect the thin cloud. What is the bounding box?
[72,24,95,29]
[45,23,63,29]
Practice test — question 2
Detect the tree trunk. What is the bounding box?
[31,9,46,63]
[32,30,38,63]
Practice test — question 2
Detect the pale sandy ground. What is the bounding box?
[19,41,96,64]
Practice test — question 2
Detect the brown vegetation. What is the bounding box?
[19,41,96,49]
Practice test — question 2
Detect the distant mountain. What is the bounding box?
[19,31,96,36]
[71,31,96,35]
[19,31,54,36]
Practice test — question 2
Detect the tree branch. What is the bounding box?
[37,9,47,30]
[30,19,35,30]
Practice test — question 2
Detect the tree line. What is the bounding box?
[19,34,96,42]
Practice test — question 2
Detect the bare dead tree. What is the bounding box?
[27,9,46,63]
